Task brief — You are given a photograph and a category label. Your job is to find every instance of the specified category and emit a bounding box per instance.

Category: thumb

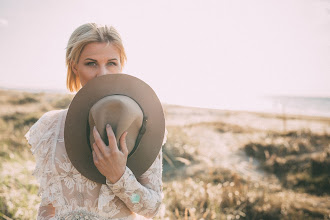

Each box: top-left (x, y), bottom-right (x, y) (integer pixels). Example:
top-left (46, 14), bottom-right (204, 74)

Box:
top-left (120, 131), bottom-right (129, 157)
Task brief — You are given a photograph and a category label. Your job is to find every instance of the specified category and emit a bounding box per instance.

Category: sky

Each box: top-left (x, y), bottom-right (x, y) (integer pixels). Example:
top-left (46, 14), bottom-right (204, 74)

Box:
top-left (0, 0), bottom-right (329, 109)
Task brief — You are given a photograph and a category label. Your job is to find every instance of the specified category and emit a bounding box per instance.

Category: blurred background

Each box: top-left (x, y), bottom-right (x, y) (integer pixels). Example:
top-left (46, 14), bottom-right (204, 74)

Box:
top-left (0, 0), bottom-right (329, 219)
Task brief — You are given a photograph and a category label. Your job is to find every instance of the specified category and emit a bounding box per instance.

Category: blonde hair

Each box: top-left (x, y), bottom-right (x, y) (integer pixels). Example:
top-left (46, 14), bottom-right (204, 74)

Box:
top-left (66, 23), bottom-right (127, 92)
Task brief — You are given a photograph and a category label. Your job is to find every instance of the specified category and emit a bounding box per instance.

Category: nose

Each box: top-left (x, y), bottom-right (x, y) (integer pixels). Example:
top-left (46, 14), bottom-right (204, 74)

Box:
top-left (97, 66), bottom-right (108, 77)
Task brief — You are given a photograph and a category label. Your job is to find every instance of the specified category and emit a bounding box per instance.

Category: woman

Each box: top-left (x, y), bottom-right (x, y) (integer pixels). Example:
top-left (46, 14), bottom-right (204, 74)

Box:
top-left (25, 23), bottom-right (166, 220)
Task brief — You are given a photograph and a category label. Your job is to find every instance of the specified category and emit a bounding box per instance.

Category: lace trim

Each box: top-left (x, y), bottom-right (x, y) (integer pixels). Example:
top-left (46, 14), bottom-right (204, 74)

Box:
top-left (56, 210), bottom-right (135, 220)
top-left (162, 128), bottom-right (168, 146)
top-left (25, 110), bottom-right (65, 206)
top-left (52, 110), bottom-right (65, 176)
top-left (58, 138), bottom-right (64, 142)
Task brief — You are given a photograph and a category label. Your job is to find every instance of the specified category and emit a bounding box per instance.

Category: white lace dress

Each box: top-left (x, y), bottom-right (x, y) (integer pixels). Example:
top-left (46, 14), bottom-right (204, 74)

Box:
top-left (25, 109), bottom-right (167, 220)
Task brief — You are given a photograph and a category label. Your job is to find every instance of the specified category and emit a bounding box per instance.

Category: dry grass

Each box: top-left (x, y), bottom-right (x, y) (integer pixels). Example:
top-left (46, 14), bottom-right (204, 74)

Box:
top-left (158, 124), bottom-right (330, 219)
top-left (0, 89), bottom-right (329, 219)
top-left (244, 130), bottom-right (330, 196)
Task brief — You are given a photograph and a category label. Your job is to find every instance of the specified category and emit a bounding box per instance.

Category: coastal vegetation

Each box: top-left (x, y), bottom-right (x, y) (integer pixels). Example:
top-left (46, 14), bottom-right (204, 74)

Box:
top-left (0, 89), bottom-right (329, 219)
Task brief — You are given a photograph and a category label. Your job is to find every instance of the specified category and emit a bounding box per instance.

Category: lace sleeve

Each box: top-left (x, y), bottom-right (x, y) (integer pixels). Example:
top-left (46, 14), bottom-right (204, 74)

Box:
top-left (106, 148), bottom-right (163, 219)
top-left (162, 128), bottom-right (168, 146)
top-left (25, 110), bottom-right (63, 219)
top-left (37, 203), bottom-right (55, 220)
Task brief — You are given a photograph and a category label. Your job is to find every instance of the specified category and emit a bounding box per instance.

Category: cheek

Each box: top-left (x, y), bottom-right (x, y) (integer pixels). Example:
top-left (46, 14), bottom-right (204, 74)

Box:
top-left (113, 66), bottom-right (122, 73)
top-left (115, 64), bottom-right (123, 72)
top-left (78, 68), bottom-right (96, 84)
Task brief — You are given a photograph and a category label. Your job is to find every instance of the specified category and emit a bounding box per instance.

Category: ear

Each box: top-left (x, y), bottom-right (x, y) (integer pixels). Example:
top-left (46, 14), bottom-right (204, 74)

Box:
top-left (72, 62), bottom-right (78, 76)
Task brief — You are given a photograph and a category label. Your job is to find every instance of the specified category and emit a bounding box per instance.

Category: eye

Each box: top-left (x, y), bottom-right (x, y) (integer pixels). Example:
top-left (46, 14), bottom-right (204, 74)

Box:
top-left (85, 62), bottom-right (96, 66)
top-left (108, 62), bottom-right (117, 66)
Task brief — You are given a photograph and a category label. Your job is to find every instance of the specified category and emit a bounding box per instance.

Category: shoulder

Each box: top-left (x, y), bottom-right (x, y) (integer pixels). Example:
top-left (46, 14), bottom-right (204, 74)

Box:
top-left (25, 109), bottom-right (66, 148)
top-left (30, 109), bottom-right (65, 133)
top-left (36, 109), bottom-right (67, 126)
top-left (37, 109), bottom-right (66, 124)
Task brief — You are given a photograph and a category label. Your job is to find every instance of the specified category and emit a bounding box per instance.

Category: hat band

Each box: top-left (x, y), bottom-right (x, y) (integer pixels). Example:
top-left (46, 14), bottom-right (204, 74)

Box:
top-left (128, 115), bottom-right (148, 158)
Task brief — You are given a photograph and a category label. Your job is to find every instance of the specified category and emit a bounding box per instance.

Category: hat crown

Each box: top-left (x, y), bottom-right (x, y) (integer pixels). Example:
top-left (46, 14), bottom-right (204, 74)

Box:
top-left (88, 95), bottom-right (143, 154)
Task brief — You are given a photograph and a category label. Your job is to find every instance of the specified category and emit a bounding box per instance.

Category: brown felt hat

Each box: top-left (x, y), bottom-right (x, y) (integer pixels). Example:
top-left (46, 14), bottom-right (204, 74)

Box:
top-left (64, 73), bottom-right (165, 184)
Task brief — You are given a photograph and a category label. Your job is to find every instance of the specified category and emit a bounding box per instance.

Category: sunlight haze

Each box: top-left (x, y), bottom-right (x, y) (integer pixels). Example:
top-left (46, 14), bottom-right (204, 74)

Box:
top-left (0, 0), bottom-right (329, 110)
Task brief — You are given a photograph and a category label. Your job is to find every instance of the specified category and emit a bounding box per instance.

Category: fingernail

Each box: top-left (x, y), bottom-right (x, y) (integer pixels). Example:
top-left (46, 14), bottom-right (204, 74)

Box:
top-left (93, 126), bottom-right (96, 131)
top-left (107, 124), bottom-right (110, 128)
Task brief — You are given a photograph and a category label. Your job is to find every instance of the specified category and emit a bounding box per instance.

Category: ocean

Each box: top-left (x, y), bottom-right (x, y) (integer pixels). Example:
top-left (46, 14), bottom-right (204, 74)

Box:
top-left (262, 96), bottom-right (330, 118)
top-left (208, 95), bottom-right (330, 118)
top-left (178, 95), bottom-right (330, 118)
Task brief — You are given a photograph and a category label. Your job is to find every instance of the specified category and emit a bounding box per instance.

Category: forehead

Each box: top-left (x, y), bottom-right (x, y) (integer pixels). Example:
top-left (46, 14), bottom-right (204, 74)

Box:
top-left (80, 42), bottom-right (120, 60)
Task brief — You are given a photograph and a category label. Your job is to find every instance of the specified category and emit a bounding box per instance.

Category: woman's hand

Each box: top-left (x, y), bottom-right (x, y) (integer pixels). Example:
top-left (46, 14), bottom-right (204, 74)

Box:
top-left (92, 124), bottom-right (129, 183)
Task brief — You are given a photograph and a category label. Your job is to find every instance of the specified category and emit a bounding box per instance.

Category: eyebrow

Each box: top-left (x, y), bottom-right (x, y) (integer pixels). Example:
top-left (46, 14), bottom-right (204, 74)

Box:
top-left (84, 58), bottom-right (118, 62)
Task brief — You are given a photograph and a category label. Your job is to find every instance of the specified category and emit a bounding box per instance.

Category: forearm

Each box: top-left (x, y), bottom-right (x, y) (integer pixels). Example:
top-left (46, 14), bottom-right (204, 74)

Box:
top-left (106, 167), bottom-right (162, 218)
top-left (107, 151), bottom-right (163, 218)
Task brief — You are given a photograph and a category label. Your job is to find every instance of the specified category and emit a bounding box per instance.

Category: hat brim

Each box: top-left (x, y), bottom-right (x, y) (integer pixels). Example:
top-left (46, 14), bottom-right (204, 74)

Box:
top-left (64, 73), bottom-right (165, 184)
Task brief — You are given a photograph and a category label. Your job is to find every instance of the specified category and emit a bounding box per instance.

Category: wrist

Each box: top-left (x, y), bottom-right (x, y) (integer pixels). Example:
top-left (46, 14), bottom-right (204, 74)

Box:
top-left (106, 167), bottom-right (126, 184)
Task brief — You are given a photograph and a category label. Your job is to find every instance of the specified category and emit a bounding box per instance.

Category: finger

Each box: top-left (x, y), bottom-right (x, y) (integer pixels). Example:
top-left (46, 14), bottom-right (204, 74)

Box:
top-left (106, 124), bottom-right (118, 151)
top-left (120, 131), bottom-right (129, 157)
top-left (93, 142), bottom-right (103, 161)
top-left (92, 150), bottom-right (99, 166)
top-left (93, 126), bottom-right (107, 155)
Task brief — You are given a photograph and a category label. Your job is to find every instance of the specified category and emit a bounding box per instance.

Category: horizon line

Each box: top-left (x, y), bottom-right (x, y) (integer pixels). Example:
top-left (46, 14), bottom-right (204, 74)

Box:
top-left (1, 85), bottom-right (330, 99)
